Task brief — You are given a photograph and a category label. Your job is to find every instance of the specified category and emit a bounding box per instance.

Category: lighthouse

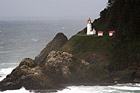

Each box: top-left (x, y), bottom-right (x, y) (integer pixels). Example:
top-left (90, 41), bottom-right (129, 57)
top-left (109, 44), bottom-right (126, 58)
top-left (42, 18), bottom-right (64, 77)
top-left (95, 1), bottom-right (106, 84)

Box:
top-left (87, 18), bottom-right (96, 35)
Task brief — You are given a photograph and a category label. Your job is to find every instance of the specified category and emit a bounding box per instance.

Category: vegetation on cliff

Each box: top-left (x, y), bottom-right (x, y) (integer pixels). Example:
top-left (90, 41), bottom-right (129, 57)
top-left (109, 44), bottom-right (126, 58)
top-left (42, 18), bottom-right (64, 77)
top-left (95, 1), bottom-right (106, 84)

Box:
top-left (97, 0), bottom-right (140, 71)
top-left (61, 0), bottom-right (140, 71)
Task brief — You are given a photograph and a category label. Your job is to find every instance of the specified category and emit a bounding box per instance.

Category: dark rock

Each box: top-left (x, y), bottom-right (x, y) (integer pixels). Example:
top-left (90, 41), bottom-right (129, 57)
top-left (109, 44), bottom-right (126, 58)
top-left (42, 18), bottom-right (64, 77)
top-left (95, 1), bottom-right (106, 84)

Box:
top-left (35, 33), bottom-right (68, 64)
top-left (0, 58), bottom-right (53, 91)
top-left (40, 51), bottom-right (109, 84)
top-left (110, 69), bottom-right (137, 83)
top-left (133, 69), bottom-right (140, 83)
top-left (0, 51), bottom-right (109, 91)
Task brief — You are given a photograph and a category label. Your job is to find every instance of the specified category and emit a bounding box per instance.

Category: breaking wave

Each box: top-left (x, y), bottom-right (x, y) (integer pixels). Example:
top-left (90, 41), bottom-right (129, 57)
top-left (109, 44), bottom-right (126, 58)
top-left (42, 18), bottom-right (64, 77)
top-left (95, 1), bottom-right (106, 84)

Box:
top-left (0, 67), bottom-right (14, 81)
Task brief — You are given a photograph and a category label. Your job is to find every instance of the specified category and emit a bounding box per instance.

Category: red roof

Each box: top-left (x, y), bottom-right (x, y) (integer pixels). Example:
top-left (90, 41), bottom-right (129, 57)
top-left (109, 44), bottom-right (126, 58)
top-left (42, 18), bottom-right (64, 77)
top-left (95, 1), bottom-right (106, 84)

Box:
top-left (109, 31), bottom-right (115, 33)
top-left (88, 18), bottom-right (91, 21)
top-left (98, 31), bottom-right (103, 33)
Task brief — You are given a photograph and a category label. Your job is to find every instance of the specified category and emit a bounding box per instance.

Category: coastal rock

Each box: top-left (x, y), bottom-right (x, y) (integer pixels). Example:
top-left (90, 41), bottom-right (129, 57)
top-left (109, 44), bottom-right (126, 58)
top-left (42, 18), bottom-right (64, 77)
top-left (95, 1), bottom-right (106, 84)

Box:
top-left (110, 69), bottom-right (138, 83)
top-left (133, 69), bottom-right (140, 83)
top-left (35, 33), bottom-right (68, 64)
top-left (0, 51), bottom-right (109, 91)
top-left (40, 51), bottom-right (109, 84)
top-left (0, 58), bottom-right (53, 91)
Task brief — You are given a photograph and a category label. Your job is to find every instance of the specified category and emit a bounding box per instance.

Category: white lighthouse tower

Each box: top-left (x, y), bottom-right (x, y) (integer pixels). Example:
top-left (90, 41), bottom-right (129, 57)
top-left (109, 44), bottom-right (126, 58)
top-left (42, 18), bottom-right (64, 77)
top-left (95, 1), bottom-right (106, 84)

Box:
top-left (87, 18), bottom-right (96, 35)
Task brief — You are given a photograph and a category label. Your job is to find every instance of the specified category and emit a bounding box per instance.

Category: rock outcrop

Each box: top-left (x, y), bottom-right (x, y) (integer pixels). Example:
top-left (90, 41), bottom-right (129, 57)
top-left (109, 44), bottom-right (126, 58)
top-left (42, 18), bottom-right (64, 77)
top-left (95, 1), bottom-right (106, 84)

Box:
top-left (35, 33), bottom-right (68, 64)
top-left (0, 51), bottom-right (109, 91)
top-left (0, 58), bottom-right (53, 91)
top-left (40, 51), bottom-right (99, 84)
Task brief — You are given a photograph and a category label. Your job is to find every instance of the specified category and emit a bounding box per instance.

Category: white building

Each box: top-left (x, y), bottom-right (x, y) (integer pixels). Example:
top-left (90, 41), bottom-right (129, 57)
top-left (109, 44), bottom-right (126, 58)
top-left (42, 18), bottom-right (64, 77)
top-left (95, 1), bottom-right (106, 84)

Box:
top-left (109, 31), bottom-right (115, 36)
top-left (98, 31), bottom-right (103, 36)
top-left (87, 18), bottom-right (96, 35)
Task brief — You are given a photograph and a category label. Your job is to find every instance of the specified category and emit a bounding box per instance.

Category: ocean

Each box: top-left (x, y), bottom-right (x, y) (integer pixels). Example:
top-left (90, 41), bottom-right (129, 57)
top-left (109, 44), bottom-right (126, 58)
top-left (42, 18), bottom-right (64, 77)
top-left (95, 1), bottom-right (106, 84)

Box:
top-left (0, 20), bottom-right (140, 93)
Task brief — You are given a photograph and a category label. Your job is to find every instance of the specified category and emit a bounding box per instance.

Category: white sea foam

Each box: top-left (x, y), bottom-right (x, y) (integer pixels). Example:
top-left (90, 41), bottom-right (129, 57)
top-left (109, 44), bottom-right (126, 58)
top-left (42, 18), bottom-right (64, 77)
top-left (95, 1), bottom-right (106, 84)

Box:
top-left (108, 85), bottom-right (140, 91)
top-left (0, 67), bottom-right (14, 81)
top-left (0, 87), bottom-right (33, 93)
top-left (0, 67), bottom-right (14, 75)
top-left (57, 86), bottom-right (115, 93)
top-left (134, 83), bottom-right (140, 86)
top-left (57, 84), bottom-right (140, 93)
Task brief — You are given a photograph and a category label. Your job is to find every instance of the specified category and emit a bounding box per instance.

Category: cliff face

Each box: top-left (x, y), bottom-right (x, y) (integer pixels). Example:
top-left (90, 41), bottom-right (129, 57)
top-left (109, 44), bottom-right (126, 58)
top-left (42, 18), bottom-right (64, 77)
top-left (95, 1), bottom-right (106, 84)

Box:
top-left (61, 0), bottom-right (140, 71)
top-left (93, 0), bottom-right (140, 71)
top-left (35, 33), bottom-right (68, 64)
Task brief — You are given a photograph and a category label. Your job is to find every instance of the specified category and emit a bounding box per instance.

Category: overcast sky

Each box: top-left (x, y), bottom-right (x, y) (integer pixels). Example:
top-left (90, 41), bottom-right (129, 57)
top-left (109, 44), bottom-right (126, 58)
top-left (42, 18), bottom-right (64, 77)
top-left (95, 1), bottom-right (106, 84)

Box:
top-left (0, 0), bottom-right (108, 20)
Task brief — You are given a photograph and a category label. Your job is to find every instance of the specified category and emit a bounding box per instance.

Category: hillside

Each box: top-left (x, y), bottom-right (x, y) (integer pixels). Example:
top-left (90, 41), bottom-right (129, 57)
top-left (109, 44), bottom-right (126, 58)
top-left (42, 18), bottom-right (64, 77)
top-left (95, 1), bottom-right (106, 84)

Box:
top-left (61, 33), bottom-right (112, 69)
top-left (61, 0), bottom-right (140, 71)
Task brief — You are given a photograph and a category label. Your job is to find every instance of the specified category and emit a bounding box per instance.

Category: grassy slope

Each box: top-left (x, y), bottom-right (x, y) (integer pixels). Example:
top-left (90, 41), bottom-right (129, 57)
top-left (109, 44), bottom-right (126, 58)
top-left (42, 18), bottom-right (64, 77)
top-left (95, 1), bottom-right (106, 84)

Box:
top-left (61, 28), bottom-right (113, 69)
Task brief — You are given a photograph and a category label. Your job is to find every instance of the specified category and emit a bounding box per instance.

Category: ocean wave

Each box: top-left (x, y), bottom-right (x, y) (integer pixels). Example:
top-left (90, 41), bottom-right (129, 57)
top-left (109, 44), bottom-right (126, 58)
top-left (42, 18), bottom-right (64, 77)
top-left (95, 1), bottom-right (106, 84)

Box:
top-left (134, 83), bottom-right (140, 87)
top-left (0, 63), bottom-right (18, 66)
top-left (0, 67), bottom-right (14, 75)
top-left (108, 85), bottom-right (140, 91)
top-left (31, 38), bottom-right (38, 42)
top-left (0, 51), bottom-right (12, 54)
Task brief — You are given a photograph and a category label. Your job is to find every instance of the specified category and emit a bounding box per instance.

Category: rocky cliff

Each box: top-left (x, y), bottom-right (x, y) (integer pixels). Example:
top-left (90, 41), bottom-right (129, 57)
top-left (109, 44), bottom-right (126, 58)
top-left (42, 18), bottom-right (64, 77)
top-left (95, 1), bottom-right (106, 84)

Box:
top-left (0, 51), bottom-right (109, 91)
top-left (93, 0), bottom-right (140, 71)
top-left (61, 0), bottom-right (140, 71)
top-left (35, 33), bottom-right (68, 64)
